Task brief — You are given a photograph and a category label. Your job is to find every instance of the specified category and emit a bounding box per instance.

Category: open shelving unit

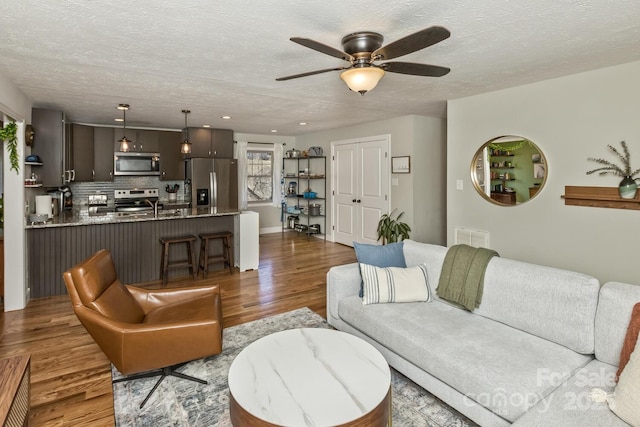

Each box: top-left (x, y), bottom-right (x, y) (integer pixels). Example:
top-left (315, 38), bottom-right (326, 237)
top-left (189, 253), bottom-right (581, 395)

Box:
top-left (25, 160), bottom-right (44, 187)
top-left (282, 156), bottom-right (326, 239)
top-left (489, 152), bottom-right (517, 205)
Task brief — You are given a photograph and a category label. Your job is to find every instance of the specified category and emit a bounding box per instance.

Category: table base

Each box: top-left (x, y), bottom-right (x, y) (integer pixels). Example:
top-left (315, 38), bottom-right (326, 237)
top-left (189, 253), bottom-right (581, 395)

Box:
top-left (230, 386), bottom-right (391, 427)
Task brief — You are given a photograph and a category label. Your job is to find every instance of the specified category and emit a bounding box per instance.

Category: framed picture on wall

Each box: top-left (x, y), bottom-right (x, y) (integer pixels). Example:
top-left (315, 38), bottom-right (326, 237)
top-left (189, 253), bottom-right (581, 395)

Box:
top-left (392, 156), bottom-right (411, 174)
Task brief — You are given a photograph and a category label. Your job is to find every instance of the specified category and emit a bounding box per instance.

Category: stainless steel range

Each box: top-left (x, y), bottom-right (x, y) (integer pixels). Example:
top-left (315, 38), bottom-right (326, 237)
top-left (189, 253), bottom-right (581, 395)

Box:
top-left (114, 188), bottom-right (162, 212)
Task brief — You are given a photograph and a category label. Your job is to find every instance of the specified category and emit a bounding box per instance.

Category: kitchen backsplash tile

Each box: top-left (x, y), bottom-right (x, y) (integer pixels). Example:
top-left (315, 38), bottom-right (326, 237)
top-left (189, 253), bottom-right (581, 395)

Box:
top-left (70, 177), bottom-right (187, 206)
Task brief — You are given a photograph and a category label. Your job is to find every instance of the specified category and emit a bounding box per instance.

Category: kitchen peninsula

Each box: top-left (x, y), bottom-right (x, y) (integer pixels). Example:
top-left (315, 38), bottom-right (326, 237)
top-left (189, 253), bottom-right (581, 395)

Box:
top-left (26, 208), bottom-right (238, 298)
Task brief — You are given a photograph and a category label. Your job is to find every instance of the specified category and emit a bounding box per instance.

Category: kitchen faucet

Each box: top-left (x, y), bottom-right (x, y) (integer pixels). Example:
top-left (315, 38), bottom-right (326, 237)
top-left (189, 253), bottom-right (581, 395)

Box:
top-left (145, 199), bottom-right (159, 217)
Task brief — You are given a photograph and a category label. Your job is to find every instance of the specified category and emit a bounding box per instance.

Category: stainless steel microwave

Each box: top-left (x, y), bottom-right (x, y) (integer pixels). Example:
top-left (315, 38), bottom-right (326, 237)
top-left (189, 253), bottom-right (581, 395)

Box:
top-left (114, 152), bottom-right (161, 176)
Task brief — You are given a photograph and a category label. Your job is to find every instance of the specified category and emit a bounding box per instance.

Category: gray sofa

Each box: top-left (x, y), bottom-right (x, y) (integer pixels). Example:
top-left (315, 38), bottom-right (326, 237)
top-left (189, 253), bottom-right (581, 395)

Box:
top-left (326, 240), bottom-right (640, 426)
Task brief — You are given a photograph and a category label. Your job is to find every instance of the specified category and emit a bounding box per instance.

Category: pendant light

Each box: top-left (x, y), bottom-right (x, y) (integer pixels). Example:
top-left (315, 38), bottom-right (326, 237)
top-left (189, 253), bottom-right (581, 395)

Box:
top-left (181, 109), bottom-right (192, 154)
top-left (117, 104), bottom-right (132, 152)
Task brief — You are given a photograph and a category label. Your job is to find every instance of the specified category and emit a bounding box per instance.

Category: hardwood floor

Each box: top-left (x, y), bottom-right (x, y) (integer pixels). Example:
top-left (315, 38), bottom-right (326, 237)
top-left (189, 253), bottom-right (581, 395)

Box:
top-left (0, 233), bottom-right (356, 426)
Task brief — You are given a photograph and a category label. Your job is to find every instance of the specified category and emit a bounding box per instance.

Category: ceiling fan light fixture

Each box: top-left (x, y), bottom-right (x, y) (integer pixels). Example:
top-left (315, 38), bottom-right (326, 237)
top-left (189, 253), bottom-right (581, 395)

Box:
top-left (181, 109), bottom-right (192, 154)
top-left (340, 67), bottom-right (385, 95)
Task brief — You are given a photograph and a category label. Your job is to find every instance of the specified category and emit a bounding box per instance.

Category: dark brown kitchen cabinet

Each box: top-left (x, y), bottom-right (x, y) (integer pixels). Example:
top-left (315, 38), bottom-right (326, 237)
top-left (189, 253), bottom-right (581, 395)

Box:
top-left (112, 129), bottom-right (161, 153)
top-left (186, 128), bottom-right (212, 157)
top-left (136, 130), bottom-right (160, 152)
top-left (32, 108), bottom-right (68, 187)
top-left (212, 128), bottom-right (234, 158)
top-left (71, 124), bottom-right (95, 182)
top-left (94, 127), bottom-right (114, 181)
top-left (185, 128), bottom-right (233, 158)
top-left (158, 131), bottom-right (184, 180)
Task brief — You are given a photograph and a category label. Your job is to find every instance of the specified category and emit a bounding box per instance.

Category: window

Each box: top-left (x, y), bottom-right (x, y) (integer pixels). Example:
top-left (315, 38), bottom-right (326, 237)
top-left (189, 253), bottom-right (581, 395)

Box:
top-left (247, 150), bottom-right (273, 203)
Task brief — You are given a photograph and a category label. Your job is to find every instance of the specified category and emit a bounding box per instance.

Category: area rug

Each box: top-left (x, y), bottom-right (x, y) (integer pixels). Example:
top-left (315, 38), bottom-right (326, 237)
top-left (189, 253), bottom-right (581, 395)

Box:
top-left (113, 307), bottom-right (476, 426)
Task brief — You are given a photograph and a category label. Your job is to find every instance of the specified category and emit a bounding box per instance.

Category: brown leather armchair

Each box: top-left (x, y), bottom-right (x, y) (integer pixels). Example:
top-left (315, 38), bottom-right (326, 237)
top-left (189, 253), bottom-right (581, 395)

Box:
top-left (63, 249), bottom-right (223, 408)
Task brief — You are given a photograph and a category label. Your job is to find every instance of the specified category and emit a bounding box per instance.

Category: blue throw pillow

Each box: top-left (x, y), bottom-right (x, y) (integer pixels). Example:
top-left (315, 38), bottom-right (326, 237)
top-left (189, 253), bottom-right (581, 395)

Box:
top-left (353, 241), bottom-right (406, 297)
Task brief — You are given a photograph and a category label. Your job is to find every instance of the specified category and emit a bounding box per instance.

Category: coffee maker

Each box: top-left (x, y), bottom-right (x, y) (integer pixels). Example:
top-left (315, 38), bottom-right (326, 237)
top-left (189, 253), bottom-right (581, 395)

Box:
top-left (58, 185), bottom-right (73, 210)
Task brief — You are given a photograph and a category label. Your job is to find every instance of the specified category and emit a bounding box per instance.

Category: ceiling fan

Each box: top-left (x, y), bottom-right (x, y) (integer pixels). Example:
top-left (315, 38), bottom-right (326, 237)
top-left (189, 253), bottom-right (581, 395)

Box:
top-left (276, 26), bottom-right (451, 95)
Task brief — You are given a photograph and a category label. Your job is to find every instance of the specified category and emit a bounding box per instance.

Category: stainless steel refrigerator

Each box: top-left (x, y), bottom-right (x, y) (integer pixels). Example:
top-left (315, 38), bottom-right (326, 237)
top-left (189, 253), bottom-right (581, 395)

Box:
top-left (185, 158), bottom-right (238, 213)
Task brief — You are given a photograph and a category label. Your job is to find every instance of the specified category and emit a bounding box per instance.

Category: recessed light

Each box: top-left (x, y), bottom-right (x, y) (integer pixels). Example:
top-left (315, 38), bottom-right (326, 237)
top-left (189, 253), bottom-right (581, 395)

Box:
top-left (271, 129), bottom-right (278, 133)
top-left (114, 118), bottom-right (124, 122)
top-left (116, 103), bottom-right (129, 111)
top-left (299, 122), bottom-right (308, 126)
top-left (202, 124), bottom-right (211, 128)
top-left (221, 116), bottom-right (232, 120)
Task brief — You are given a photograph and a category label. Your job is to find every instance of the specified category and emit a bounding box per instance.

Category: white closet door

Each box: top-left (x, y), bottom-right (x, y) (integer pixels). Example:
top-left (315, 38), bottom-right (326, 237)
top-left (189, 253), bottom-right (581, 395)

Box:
top-left (333, 143), bottom-right (357, 246)
top-left (358, 140), bottom-right (388, 244)
top-left (332, 136), bottom-right (390, 246)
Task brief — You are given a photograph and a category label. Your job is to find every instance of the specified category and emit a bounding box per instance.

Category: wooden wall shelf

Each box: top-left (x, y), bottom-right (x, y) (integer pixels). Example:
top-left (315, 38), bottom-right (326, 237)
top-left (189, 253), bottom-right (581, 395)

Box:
top-left (562, 186), bottom-right (640, 210)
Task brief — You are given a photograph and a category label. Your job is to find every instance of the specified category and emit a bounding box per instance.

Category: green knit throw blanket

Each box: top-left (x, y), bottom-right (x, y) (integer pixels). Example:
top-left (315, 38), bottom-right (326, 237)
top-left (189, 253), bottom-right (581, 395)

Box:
top-left (436, 244), bottom-right (499, 311)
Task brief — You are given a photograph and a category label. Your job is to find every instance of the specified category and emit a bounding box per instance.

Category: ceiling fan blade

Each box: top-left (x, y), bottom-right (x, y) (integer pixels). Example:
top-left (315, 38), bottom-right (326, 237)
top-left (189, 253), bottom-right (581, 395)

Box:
top-left (290, 37), bottom-right (354, 61)
top-left (373, 26), bottom-right (451, 60)
top-left (276, 66), bottom-right (351, 81)
top-left (382, 62), bottom-right (450, 77)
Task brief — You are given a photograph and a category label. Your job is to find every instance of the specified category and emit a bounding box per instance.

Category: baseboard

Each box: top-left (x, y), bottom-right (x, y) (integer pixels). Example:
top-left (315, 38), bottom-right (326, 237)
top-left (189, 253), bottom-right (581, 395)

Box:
top-left (259, 226), bottom-right (283, 235)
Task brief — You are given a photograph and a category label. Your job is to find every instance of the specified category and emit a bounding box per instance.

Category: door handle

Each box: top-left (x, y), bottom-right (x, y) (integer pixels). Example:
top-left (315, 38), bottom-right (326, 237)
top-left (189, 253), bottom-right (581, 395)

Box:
top-left (357, 199), bottom-right (361, 203)
top-left (352, 199), bottom-right (357, 203)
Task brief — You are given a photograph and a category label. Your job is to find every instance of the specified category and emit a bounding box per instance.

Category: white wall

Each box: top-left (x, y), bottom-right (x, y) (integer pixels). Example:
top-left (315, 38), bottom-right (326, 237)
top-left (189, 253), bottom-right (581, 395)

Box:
top-left (413, 116), bottom-right (447, 244)
top-left (1, 71), bottom-right (32, 311)
top-left (296, 115), bottom-right (446, 244)
top-left (448, 60), bottom-right (640, 285)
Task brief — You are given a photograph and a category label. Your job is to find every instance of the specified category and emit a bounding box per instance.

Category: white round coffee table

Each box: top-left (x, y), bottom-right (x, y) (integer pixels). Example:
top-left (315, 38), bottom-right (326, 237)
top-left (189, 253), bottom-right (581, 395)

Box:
top-left (228, 328), bottom-right (391, 427)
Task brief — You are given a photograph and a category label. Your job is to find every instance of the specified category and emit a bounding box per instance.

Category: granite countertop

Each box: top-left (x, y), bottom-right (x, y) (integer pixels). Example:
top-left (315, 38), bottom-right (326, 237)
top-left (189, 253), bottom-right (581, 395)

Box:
top-left (25, 206), bottom-right (240, 229)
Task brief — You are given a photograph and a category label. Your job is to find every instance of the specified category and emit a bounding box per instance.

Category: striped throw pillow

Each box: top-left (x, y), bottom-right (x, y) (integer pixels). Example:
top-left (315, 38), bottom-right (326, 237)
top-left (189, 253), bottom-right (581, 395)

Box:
top-left (360, 263), bottom-right (431, 305)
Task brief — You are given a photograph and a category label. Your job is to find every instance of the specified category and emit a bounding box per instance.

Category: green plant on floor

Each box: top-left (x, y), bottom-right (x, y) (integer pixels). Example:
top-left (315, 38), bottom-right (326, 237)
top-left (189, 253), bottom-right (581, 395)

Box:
top-left (0, 121), bottom-right (20, 173)
top-left (377, 209), bottom-right (411, 245)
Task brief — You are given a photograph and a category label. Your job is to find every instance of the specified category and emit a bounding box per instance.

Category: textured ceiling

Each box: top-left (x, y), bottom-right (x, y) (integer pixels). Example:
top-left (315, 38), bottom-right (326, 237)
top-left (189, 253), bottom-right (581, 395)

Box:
top-left (2, 0), bottom-right (640, 136)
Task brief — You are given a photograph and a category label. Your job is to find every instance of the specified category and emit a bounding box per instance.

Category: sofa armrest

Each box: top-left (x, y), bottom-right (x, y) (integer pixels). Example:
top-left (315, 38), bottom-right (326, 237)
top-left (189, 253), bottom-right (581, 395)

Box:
top-left (327, 263), bottom-right (361, 323)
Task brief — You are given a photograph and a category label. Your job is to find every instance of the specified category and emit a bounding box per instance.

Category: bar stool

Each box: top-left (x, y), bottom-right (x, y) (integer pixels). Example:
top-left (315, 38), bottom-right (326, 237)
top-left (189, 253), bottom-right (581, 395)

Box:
top-left (159, 235), bottom-right (198, 286)
top-left (198, 231), bottom-right (234, 278)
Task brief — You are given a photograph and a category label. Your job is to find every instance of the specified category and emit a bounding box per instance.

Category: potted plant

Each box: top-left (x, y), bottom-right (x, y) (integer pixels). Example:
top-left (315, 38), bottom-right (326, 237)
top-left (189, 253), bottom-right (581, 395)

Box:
top-left (587, 141), bottom-right (640, 199)
top-left (0, 121), bottom-right (19, 173)
top-left (376, 209), bottom-right (411, 245)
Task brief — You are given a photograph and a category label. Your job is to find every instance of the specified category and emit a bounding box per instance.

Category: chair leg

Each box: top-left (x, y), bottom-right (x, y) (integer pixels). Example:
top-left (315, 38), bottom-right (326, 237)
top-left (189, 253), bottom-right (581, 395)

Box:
top-left (198, 238), bottom-right (205, 277)
top-left (224, 236), bottom-right (233, 274)
top-left (186, 240), bottom-right (197, 280)
top-left (164, 243), bottom-right (171, 287)
top-left (113, 363), bottom-right (208, 409)
top-left (160, 242), bottom-right (170, 287)
top-left (203, 238), bottom-right (210, 279)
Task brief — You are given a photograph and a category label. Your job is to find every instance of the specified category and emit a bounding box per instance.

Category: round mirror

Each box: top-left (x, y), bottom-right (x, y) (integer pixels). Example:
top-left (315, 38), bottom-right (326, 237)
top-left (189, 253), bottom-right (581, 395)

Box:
top-left (471, 135), bottom-right (547, 206)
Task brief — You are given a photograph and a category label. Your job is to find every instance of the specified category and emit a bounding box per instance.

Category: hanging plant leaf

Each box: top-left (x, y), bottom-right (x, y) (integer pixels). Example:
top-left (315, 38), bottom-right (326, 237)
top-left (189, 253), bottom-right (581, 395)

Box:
top-left (0, 121), bottom-right (20, 174)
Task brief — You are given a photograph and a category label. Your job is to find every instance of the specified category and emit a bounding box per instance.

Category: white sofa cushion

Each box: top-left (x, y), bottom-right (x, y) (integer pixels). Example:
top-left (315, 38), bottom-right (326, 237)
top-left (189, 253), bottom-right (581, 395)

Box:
top-left (474, 258), bottom-right (600, 354)
top-left (512, 360), bottom-right (629, 427)
top-left (402, 240), bottom-right (600, 354)
top-left (360, 263), bottom-right (430, 305)
top-left (339, 296), bottom-right (592, 422)
top-left (595, 282), bottom-right (640, 366)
